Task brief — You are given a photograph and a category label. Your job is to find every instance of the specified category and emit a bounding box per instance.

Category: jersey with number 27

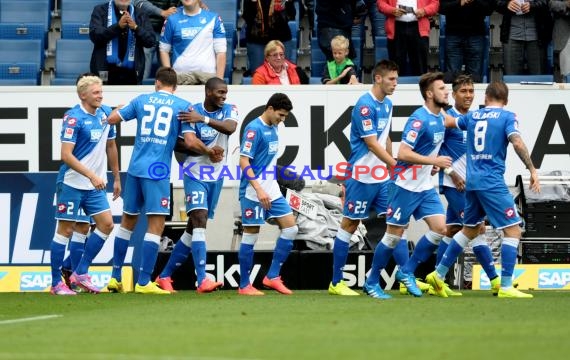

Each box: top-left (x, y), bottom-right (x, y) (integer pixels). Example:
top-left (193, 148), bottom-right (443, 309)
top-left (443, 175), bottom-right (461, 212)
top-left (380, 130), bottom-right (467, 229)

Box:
top-left (456, 106), bottom-right (519, 191)
top-left (118, 90), bottom-right (193, 178)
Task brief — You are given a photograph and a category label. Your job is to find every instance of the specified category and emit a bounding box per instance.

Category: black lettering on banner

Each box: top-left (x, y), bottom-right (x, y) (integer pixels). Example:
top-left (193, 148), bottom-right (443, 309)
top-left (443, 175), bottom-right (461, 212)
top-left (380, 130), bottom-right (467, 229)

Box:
top-left (531, 104), bottom-right (570, 168)
top-left (310, 106), bottom-right (351, 168)
top-left (241, 106), bottom-right (299, 166)
top-left (0, 108), bottom-right (28, 171)
top-left (39, 107), bottom-right (68, 171)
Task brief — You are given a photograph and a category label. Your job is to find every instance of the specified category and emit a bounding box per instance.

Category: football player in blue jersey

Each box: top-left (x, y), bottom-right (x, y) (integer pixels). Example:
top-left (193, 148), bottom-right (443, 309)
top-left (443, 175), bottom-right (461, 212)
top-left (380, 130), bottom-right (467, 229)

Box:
top-left (155, 77), bottom-right (237, 293)
top-left (49, 75), bottom-right (120, 295)
top-left (237, 93), bottom-right (298, 295)
top-left (430, 74), bottom-right (500, 296)
top-left (326, 60), bottom-right (399, 299)
top-left (427, 81), bottom-right (540, 298)
top-left (373, 72), bottom-right (453, 297)
top-left (106, 67), bottom-right (216, 294)
top-left (159, 0), bottom-right (227, 84)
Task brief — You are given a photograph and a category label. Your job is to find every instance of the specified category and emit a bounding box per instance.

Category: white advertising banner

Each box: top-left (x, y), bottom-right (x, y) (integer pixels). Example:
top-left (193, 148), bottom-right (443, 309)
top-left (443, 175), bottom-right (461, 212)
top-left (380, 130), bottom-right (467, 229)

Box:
top-left (0, 84), bottom-right (569, 186)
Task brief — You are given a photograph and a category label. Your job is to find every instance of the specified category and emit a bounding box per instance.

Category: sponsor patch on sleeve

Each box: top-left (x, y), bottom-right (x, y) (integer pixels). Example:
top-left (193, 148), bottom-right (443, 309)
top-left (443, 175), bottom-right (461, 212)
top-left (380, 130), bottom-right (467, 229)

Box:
top-left (66, 117), bottom-right (77, 127)
top-left (246, 130), bottom-right (255, 140)
top-left (63, 128), bottom-right (74, 139)
top-left (412, 120), bottom-right (422, 129)
top-left (405, 130), bottom-right (418, 143)
top-left (360, 106), bottom-right (370, 117)
top-left (243, 141), bottom-right (252, 153)
top-left (362, 119), bottom-right (373, 131)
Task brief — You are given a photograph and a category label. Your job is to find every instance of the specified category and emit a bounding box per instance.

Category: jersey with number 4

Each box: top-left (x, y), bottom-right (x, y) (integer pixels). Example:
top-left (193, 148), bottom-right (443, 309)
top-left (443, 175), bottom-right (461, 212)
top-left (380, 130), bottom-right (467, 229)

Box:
top-left (456, 106), bottom-right (519, 191)
top-left (118, 90), bottom-right (193, 178)
top-left (396, 106), bottom-right (445, 192)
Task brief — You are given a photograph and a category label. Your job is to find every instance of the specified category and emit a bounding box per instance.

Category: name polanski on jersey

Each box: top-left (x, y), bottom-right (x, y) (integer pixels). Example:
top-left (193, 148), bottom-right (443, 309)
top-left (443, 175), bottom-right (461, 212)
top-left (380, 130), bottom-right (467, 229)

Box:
top-left (472, 111), bottom-right (500, 120)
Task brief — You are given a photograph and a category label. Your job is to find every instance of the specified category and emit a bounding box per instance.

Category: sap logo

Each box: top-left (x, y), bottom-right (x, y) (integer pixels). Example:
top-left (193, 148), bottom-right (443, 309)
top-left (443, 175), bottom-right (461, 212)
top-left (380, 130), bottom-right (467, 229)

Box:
top-left (268, 141), bottom-right (279, 154)
top-left (538, 269), bottom-right (570, 289)
top-left (20, 272), bottom-right (52, 291)
top-left (89, 271), bottom-right (111, 289)
top-left (479, 268), bottom-right (524, 289)
top-left (200, 128), bottom-right (218, 139)
top-left (90, 129), bottom-right (102, 142)
top-left (433, 132), bottom-right (444, 144)
top-left (181, 27), bottom-right (200, 39)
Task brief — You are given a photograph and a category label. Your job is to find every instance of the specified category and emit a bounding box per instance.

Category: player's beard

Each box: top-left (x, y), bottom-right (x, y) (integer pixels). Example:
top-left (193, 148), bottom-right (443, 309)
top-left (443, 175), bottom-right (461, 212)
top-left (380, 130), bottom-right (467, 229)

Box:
top-left (434, 99), bottom-right (448, 108)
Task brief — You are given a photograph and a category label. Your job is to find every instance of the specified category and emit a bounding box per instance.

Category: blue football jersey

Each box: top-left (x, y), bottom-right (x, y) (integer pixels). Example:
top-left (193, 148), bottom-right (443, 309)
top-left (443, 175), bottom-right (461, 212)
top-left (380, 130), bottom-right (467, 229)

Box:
top-left (118, 90), bottom-right (194, 179)
top-left (396, 106), bottom-right (445, 192)
top-left (439, 106), bottom-right (467, 188)
top-left (239, 118), bottom-right (282, 201)
top-left (457, 106), bottom-right (519, 191)
top-left (160, 8), bottom-right (226, 74)
top-left (57, 104), bottom-right (116, 190)
top-left (182, 102), bottom-right (239, 181)
top-left (347, 91), bottom-right (393, 183)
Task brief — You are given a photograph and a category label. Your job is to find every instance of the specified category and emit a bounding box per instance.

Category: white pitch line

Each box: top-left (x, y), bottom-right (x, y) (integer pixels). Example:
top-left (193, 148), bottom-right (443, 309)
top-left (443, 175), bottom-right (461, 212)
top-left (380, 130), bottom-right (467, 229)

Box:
top-left (0, 314), bottom-right (62, 325)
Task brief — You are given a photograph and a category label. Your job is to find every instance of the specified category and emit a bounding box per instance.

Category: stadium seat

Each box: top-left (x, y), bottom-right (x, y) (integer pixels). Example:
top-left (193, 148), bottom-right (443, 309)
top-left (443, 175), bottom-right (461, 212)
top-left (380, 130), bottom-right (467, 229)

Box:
top-left (0, 23), bottom-right (46, 51)
top-left (205, 0), bottom-right (238, 26)
top-left (502, 74), bottom-right (554, 84)
top-left (287, 21), bottom-right (299, 63)
top-left (398, 76), bottom-right (421, 84)
top-left (60, 0), bottom-right (102, 39)
top-left (241, 76), bottom-right (252, 85)
top-left (310, 37), bottom-right (326, 77)
top-left (375, 46), bottom-right (389, 63)
top-left (0, 63), bottom-right (38, 85)
top-left (309, 76), bottom-right (322, 84)
top-left (52, 39), bottom-right (93, 85)
top-left (0, 0), bottom-right (51, 32)
top-left (565, 74), bottom-right (570, 83)
top-left (0, 39), bottom-right (43, 84)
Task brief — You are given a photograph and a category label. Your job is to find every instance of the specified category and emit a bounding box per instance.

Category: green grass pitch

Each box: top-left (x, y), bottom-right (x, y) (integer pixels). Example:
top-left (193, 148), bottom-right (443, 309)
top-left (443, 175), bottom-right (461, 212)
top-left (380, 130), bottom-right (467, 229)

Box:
top-left (0, 290), bottom-right (569, 360)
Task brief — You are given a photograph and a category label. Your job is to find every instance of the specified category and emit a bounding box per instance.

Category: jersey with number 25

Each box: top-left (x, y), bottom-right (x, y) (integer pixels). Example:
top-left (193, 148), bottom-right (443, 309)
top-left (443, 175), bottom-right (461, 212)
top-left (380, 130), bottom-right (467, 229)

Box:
top-left (118, 90), bottom-right (193, 178)
top-left (456, 106), bottom-right (519, 191)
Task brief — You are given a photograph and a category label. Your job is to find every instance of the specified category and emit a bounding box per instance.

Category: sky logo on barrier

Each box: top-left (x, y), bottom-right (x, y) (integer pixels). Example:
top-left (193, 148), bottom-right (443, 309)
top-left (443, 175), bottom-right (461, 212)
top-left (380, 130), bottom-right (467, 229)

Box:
top-left (20, 271), bottom-right (52, 291)
top-left (538, 269), bottom-right (570, 289)
top-left (479, 268), bottom-right (525, 289)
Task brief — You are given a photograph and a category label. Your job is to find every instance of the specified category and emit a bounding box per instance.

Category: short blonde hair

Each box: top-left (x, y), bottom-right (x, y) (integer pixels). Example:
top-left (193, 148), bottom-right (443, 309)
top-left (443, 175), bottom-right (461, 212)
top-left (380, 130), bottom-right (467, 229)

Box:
top-left (330, 35), bottom-right (349, 51)
top-left (76, 76), bottom-right (102, 95)
top-left (264, 40), bottom-right (286, 58)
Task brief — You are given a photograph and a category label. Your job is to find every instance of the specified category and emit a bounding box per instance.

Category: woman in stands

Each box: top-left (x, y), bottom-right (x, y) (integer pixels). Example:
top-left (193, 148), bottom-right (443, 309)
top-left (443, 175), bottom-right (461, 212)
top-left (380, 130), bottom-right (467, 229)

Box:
top-left (252, 40), bottom-right (308, 85)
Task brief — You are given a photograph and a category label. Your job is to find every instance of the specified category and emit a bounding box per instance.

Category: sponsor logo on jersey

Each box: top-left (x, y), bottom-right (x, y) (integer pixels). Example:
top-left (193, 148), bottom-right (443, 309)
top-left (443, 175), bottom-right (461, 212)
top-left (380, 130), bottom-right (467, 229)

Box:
top-left (181, 27), bottom-right (201, 39)
top-left (268, 141), bottom-right (278, 154)
top-left (67, 117), bottom-right (77, 127)
top-left (63, 128), bottom-right (74, 139)
top-left (386, 206), bottom-right (393, 217)
top-left (246, 130), bottom-right (256, 140)
top-left (406, 130), bottom-right (418, 143)
top-left (90, 129), bottom-right (102, 142)
top-left (360, 106), bottom-right (370, 117)
top-left (57, 203), bottom-right (67, 213)
top-left (412, 120), bottom-right (422, 129)
top-left (244, 208), bottom-right (254, 218)
top-left (362, 119), bottom-right (372, 131)
top-left (161, 197), bottom-right (169, 208)
top-left (243, 141), bottom-right (252, 153)
top-left (347, 201), bottom-right (355, 213)
top-left (433, 131), bottom-right (444, 144)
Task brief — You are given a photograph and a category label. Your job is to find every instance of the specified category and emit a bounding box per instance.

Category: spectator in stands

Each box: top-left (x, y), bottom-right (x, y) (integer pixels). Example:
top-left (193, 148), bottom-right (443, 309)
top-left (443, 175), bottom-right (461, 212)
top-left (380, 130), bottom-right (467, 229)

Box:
top-left (242, 0), bottom-right (297, 75)
top-left (322, 35), bottom-right (360, 84)
top-left (353, 0), bottom-right (386, 39)
top-left (159, 0), bottom-right (227, 85)
top-left (134, 0), bottom-right (178, 80)
top-left (496, 0), bottom-right (553, 75)
top-left (378, 0), bottom-right (439, 76)
top-left (252, 40), bottom-right (308, 84)
top-left (316, 0), bottom-right (364, 60)
top-left (550, 0), bottom-right (570, 82)
top-left (89, 0), bottom-right (156, 85)
top-left (439, 0), bottom-right (495, 83)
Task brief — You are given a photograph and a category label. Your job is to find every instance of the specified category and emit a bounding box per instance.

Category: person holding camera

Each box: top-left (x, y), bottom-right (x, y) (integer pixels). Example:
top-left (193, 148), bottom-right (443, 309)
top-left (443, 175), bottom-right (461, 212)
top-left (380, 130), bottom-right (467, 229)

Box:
top-left (378, 0), bottom-right (439, 76)
top-left (89, 0), bottom-right (156, 85)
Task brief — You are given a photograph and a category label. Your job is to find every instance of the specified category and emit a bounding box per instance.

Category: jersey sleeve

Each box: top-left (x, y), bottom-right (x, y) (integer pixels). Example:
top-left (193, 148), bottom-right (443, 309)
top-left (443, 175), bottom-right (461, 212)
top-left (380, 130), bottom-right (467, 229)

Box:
top-left (352, 103), bottom-right (376, 138)
top-left (401, 116), bottom-right (424, 149)
top-left (108, 124), bottom-right (117, 140)
top-left (118, 98), bottom-right (138, 122)
top-left (159, 15), bottom-right (174, 52)
top-left (456, 114), bottom-right (467, 131)
top-left (225, 104), bottom-right (239, 123)
top-left (505, 112), bottom-right (520, 138)
top-left (214, 14), bottom-right (227, 39)
top-left (240, 126), bottom-right (258, 159)
top-left (60, 111), bottom-right (80, 144)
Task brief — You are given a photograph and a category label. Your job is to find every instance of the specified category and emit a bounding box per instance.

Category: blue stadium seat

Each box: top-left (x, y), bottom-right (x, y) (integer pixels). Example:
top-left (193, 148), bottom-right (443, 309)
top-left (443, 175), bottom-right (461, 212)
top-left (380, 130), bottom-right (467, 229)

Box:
top-left (60, 0), bottom-right (102, 39)
top-left (375, 46), bottom-right (389, 63)
top-left (0, 23), bottom-right (46, 50)
top-left (205, 0), bottom-right (238, 26)
top-left (0, 0), bottom-right (51, 32)
top-left (52, 39), bottom-right (93, 85)
top-left (0, 63), bottom-right (38, 85)
top-left (241, 76), bottom-right (252, 85)
top-left (309, 76), bottom-right (322, 84)
top-left (398, 76), bottom-right (421, 84)
top-left (0, 39), bottom-right (43, 84)
top-left (565, 74), bottom-right (570, 83)
top-left (310, 37), bottom-right (326, 77)
top-left (287, 21), bottom-right (298, 63)
top-left (502, 74), bottom-right (554, 84)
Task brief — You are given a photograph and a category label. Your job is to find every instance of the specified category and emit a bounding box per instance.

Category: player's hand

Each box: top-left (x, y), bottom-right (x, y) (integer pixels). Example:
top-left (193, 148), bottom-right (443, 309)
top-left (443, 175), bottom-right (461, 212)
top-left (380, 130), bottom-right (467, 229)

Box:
top-left (90, 175), bottom-right (106, 191)
top-left (161, 6), bottom-right (177, 18)
top-left (208, 145), bottom-right (224, 163)
top-left (529, 170), bottom-right (540, 193)
top-left (113, 177), bottom-right (122, 200)
top-left (178, 109), bottom-right (204, 123)
top-left (434, 155), bottom-right (452, 169)
top-left (450, 172), bottom-right (466, 192)
top-left (256, 188), bottom-right (272, 210)
top-left (431, 166), bottom-right (440, 176)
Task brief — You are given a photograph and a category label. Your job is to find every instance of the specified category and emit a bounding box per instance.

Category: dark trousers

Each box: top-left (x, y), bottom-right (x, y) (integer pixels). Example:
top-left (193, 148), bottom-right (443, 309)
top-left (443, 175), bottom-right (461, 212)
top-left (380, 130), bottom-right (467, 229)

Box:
top-left (388, 21), bottom-right (429, 76)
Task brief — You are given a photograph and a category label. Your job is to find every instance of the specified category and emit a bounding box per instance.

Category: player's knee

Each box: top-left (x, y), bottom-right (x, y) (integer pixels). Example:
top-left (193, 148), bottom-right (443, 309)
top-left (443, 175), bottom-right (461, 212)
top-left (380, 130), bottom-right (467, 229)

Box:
top-left (189, 210), bottom-right (208, 228)
top-left (280, 225), bottom-right (298, 240)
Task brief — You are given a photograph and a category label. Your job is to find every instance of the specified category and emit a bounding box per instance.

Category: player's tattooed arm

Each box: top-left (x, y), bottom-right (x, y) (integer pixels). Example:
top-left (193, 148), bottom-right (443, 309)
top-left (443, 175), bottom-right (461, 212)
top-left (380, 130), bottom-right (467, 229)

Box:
top-left (509, 133), bottom-right (535, 171)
